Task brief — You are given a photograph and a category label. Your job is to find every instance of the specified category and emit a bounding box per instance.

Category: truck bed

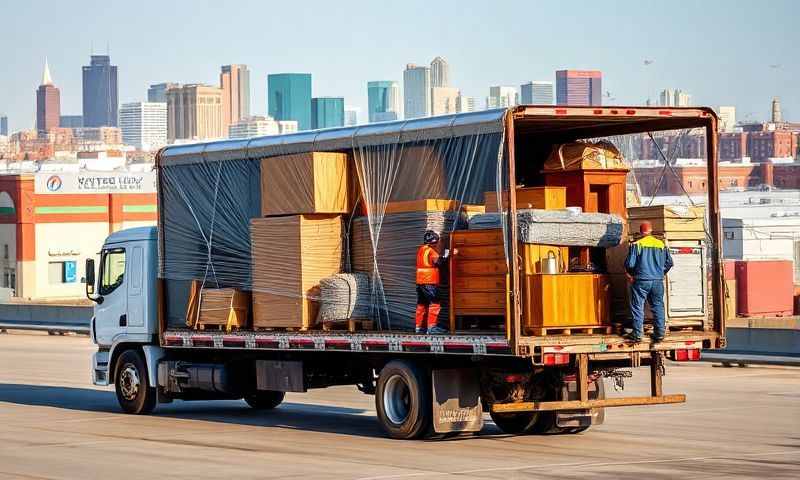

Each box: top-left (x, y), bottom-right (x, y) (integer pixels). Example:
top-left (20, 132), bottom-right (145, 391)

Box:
top-left (162, 328), bottom-right (722, 360)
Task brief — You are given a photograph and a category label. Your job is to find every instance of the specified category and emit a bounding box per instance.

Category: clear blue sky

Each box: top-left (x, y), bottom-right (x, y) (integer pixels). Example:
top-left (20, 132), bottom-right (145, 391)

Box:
top-left (1, 0), bottom-right (797, 133)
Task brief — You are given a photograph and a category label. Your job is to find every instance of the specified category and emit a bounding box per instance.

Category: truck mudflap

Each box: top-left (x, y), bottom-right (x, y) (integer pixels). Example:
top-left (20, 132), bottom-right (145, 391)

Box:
top-left (432, 368), bottom-right (484, 434)
top-left (492, 352), bottom-right (686, 414)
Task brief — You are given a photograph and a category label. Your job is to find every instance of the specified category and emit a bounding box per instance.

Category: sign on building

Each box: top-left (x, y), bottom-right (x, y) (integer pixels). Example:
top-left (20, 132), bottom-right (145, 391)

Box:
top-left (34, 172), bottom-right (157, 194)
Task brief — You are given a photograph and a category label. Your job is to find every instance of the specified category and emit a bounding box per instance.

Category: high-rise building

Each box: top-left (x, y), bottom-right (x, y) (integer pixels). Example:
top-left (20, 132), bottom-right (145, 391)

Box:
top-left (166, 84), bottom-right (224, 141)
top-left (367, 80), bottom-right (401, 123)
top-left (311, 97), bottom-right (344, 129)
top-left (36, 59), bottom-right (60, 134)
top-left (520, 81), bottom-right (554, 104)
top-left (403, 64), bottom-right (431, 119)
top-left (228, 115), bottom-right (298, 139)
top-left (659, 88), bottom-right (692, 107)
top-left (486, 86), bottom-right (518, 109)
top-left (267, 73), bottom-right (312, 131)
top-left (771, 97), bottom-right (782, 123)
top-left (148, 82), bottom-right (181, 103)
top-left (119, 102), bottom-right (167, 151)
top-left (1, 115), bottom-right (8, 136)
top-left (555, 70), bottom-right (602, 106)
top-left (431, 87), bottom-right (460, 116)
top-left (344, 107), bottom-right (359, 126)
top-left (59, 115), bottom-right (83, 128)
top-left (220, 65), bottom-right (251, 130)
top-left (82, 55), bottom-right (119, 127)
top-left (718, 106), bottom-right (736, 133)
top-left (430, 56), bottom-right (449, 88)
top-left (456, 95), bottom-right (476, 113)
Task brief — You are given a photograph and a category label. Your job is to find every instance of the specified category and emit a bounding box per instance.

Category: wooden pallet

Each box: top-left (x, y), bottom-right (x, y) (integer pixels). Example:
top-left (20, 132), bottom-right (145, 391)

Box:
top-left (197, 324), bottom-right (243, 332)
top-left (321, 319), bottom-right (374, 333)
top-left (253, 326), bottom-right (310, 332)
top-left (528, 325), bottom-right (613, 336)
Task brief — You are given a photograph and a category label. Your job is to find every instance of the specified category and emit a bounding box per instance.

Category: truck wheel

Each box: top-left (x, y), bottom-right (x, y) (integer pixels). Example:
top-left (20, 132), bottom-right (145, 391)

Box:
top-left (115, 349), bottom-right (156, 414)
top-left (489, 410), bottom-right (540, 434)
top-left (244, 391), bottom-right (285, 410)
top-left (375, 360), bottom-right (432, 440)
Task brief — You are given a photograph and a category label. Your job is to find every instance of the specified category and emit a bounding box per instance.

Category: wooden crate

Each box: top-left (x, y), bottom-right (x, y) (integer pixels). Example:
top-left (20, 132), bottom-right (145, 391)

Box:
top-left (628, 205), bottom-right (706, 240)
top-left (523, 273), bottom-right (611, 331)
top-left (261, 152), bottom-right (350, 216)
top-left (251, 215), bottom-right (343, 329)
top-left (484, 186), bottom-right (566, 212)
top-left (192, 287), bottom-right (250, 331)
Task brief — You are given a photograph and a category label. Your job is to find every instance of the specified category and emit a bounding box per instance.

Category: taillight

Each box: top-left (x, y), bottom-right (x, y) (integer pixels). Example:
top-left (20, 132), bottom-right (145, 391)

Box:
top-left (673, 349), bottom-right (701, 361)
top-left (504, 374), bottom-right (528, 383)
top-left (542, 353), bottom-right (570, 366)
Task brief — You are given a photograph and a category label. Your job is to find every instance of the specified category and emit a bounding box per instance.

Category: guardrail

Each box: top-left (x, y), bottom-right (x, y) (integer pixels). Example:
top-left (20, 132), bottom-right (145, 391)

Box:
top-left (0, 303), bottom-right (92, 334)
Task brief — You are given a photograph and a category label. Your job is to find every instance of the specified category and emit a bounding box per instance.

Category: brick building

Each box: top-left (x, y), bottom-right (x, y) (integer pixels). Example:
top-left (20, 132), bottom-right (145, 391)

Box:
top-left (635, 162), bottom-right (800, 196)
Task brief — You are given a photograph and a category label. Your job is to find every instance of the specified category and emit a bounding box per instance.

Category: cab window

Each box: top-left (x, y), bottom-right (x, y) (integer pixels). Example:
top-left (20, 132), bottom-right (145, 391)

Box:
top-left (99, 248), bottom-right (126, 295)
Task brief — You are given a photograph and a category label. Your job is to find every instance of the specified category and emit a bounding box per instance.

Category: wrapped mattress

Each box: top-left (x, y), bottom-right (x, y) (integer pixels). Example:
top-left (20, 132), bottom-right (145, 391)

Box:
top-left (469, 209), bottom-right (623, 247)
top-left (317, 273), bottom-right (372, 322)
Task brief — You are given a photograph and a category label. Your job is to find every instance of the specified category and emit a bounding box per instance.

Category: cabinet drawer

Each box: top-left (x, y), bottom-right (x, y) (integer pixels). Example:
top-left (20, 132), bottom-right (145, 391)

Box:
top-left (452, 229), bottom-right (504, 247)
top-left (453, 291), bottom-right (506, 310)
top-left (454, 259), bottom-right (507, 276)
top-left (453, 275), bottom-right (506, 292)
top-left (454, 244), bottom-right (506, 260)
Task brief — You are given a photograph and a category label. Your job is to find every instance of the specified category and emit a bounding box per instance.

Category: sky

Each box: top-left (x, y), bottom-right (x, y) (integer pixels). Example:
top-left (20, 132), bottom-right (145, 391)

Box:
top-left (1, 0), bottom-right (797, 133)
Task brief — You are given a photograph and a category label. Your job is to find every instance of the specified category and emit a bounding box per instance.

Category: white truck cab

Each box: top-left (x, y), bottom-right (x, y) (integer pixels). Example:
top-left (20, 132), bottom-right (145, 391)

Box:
top-left (87, 226), bottom-right (163, 412)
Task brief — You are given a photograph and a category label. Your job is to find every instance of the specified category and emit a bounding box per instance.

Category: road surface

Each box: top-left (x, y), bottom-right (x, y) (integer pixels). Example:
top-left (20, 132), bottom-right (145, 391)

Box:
top-left (0, 332), bottom-right (797, 479)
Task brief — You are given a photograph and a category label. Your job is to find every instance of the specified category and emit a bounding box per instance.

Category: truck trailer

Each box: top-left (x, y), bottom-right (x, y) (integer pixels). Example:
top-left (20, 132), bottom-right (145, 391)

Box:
top-left (87, 106), bottom-right (726, 439)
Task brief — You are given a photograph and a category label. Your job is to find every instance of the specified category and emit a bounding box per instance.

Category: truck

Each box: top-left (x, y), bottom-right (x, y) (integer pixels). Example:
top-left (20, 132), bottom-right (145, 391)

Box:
top-left (87, 106), bottom-right (726, 439)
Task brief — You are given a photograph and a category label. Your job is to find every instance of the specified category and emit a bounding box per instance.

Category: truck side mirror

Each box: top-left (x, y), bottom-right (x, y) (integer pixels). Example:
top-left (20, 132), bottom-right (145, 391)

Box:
top-left (85, 258), bottom-right (96, 296)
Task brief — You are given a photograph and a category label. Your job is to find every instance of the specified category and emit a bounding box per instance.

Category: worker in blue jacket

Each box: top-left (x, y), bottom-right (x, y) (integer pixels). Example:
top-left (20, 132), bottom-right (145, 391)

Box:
top-left (623, 221), bottom-right (673, 343)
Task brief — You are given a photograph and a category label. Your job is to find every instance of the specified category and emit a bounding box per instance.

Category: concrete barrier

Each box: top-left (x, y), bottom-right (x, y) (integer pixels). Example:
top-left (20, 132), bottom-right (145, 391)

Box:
top-left (0, 303), bottom-right (92, 334)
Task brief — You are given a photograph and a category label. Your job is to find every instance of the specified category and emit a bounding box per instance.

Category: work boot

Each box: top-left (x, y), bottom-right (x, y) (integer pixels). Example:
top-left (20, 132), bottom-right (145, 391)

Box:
top-left (651, 333), bottom-right (665, 344)
top-left (427, 325), bottom-right (448, 335)
top-left (622, 331), bottom-right (642, 343)
top-left (415, 327), bottom-right (424, 334)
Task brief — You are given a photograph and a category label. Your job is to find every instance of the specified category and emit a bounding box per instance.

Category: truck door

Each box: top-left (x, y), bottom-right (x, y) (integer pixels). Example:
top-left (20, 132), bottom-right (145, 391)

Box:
top-left (126, 245), bottom-right (144, 330)
top-left (94, 247), bottom-right (127, 346)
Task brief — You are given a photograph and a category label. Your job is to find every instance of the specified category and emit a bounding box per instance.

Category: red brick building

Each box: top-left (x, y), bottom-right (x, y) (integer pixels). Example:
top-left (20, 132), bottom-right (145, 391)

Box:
top-left (634, 162), bottom-right (800, 196)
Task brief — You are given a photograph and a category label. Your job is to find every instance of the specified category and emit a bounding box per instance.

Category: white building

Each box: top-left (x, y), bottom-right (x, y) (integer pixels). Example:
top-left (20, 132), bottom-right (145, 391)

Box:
top-left (456, 95), bottom-right (476, 113)
top-left (718, 106), bottom-right (736, 133)
top-left (486, 86), bottom-right (518, 109)
top-left (430, 56), bottom-right (449, 88)
top-left (344, 107), bottom-right (359, 126)
top-left (659, 88), bottom-right (692, 107)
top-left (403, 64), bottom-right (431, 119)
top-left (520, 81), bottom-right (554, 104)
top-left (228, 116), bottom-right (298, 139)
top-left (119, 102), bottom-right (167, 151)
top-left (431, 87), bottom-right (459, 116)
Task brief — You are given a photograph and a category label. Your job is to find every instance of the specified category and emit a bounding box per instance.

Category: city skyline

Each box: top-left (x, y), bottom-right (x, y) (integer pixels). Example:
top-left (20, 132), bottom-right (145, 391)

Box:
top-left (0, 1), bottom-right (797, 133)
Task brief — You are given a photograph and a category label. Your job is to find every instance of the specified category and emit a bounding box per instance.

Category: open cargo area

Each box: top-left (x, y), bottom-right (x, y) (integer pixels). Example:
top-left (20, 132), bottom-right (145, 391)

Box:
top-left (156, 106), bottom-right (725, 356)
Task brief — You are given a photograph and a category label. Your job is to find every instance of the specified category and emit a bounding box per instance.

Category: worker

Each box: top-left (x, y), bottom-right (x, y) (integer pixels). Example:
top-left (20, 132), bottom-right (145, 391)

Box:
top-left (623, 220), bottom-right (673, 343)
top-left (415, 230), bottom-right (450, 334)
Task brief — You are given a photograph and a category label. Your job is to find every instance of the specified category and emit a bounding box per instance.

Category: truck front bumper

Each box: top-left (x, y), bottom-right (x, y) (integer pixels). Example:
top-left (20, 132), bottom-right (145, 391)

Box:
top-left (92, 350), bottom-right (110, 386)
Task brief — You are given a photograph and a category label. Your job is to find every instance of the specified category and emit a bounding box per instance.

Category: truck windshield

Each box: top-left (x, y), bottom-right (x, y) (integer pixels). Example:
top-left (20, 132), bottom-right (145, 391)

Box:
top-left (100, 248), bottom-right (126, 295)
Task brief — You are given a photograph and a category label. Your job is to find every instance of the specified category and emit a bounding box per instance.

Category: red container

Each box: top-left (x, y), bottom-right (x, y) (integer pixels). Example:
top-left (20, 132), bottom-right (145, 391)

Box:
top-left (735, 260), bottom-right (794, 317)
top-left (722, 260), bottom-right (736, 280)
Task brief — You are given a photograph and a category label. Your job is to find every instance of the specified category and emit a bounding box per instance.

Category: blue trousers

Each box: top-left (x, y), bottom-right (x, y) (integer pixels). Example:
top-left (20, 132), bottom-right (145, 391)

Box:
top-left (629, 280), bottom-right (666, 338)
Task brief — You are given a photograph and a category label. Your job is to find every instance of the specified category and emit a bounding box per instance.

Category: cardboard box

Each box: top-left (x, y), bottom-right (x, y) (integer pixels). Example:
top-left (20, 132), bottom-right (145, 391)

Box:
top-left (628, 205), bottom-right (705, 240)
top-left (261, 152), bottom-right (349, 216)
top-left (484, 186), bottom-right (566, 213)
top-left (251, 215), bottom-right (343, 329)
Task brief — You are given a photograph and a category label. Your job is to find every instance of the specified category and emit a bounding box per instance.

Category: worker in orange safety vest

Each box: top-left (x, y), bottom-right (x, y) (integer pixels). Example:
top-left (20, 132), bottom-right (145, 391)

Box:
top-left (415, 230), bottom-right (450, 334)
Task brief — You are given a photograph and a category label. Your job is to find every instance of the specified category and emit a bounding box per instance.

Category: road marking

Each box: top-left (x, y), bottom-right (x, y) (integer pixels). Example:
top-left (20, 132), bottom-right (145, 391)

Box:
top-left (357, 450), bottom-right (799, 480)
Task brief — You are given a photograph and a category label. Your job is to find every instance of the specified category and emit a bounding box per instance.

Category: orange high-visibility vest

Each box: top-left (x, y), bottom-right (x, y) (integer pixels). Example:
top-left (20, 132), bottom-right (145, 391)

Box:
top-left (416, 245), bottom-right (440, 285)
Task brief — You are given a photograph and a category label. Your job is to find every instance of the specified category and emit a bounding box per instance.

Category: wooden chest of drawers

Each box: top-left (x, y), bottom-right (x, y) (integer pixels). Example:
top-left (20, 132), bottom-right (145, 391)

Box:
top-left (449, 230), bottom-right (508, 328)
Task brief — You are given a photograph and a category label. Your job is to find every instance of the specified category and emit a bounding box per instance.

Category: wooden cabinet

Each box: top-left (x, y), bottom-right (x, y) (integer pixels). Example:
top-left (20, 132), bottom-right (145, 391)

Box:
top-left (544, 169), bottom-right (628, 218)
top-left (485, 186), bottom-right (566, 212)
top-left (523, 273), bottom-right (611, 332)
top-left (449, 229), bottom-right (508, 330)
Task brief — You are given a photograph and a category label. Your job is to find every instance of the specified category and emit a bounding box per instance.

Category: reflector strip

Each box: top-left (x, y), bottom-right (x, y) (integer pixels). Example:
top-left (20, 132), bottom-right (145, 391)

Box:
top-left (191, 335), bottom-right (213, 347)
top-left (164, 335), bottom-right (183, 346)
top-left (255, 337), bottom-right (279, 348)
top-left (362, 340), bottom-right (389, 351)
top-left (324, 339), bottom-right (351, 350)
top-left (289, 338), bottom-right (315, 349)
top-left (401, 341), bottom-right (431, 352)
top-left (443, 342), bottom-right (474, 353)
top-left (222, 336), bottom-right (245, 347)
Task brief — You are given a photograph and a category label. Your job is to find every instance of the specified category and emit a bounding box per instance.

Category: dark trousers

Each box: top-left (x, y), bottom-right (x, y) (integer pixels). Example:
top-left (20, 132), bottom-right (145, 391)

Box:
top-left (415, 285), bottom-right (441, 329)
top-left (629, 279), bottom-right (666, 338)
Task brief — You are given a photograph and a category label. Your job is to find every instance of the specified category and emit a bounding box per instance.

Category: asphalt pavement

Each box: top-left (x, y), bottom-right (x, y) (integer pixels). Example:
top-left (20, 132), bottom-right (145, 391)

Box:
top-left (0, 332), bottom-right (798, 479)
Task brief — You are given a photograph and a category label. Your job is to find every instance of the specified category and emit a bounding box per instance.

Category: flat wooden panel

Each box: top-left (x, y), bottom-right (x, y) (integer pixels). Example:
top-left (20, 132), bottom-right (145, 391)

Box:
top-left (524, 273), bottom-right (611, 329)
top-left (261, 152), bottom-right (349, 216)
top-left (491, 394), bottom-right (686, 413)
top-left (455, 244), bottom-right (505, 260)
top-left (381, 199), bottom-right (458, 214)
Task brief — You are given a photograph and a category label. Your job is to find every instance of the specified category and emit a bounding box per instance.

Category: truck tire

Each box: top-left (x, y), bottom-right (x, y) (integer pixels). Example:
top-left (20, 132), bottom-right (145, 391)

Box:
top-left (244, 391), bottom-right (285, 410)
top-left (115, 349), bottom-right (156, 414)
top-left (375, 360), bottom-right (432, 440)
top-left (489, 410), bottom-right (540, 434)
